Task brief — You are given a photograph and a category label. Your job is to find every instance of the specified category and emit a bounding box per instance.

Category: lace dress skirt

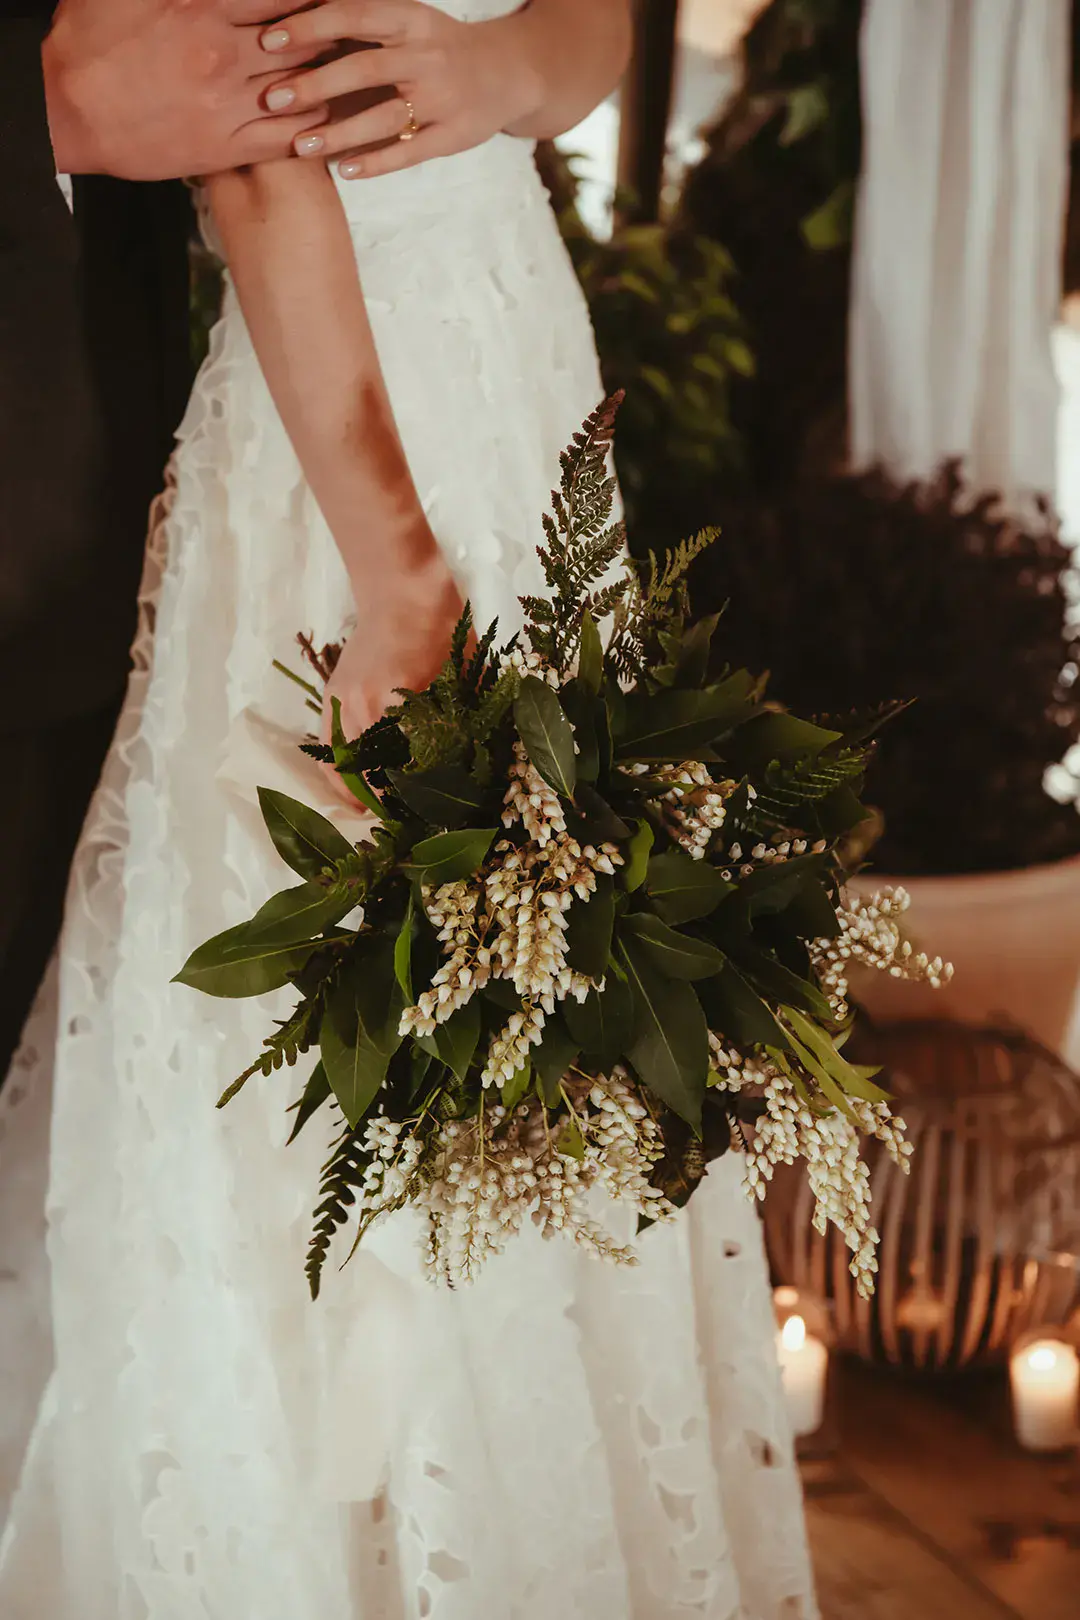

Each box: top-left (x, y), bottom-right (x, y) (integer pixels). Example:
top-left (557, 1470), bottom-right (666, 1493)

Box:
top-left (0, 129), bottom-right (818, 1620)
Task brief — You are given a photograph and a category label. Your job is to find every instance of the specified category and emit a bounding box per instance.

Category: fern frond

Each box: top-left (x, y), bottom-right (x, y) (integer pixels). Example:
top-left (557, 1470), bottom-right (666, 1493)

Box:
top-left (463, 618), bottom-right (500, 698)
top-left (733, 751), bottom-right (869, 839)
top-left (523, 395), bottom-right (627, 672)
top-left (608, 528), bottom-right (718, 679)
top-left (216, 995), bottom-right (321, 1109)
top-left (306, 1117), bottom-right (369, 1300)
top-left (471, 666), bottom-right (521, 744)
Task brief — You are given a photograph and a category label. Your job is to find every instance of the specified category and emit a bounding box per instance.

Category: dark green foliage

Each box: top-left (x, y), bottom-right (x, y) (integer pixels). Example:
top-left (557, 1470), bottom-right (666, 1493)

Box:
top-left (676, 0), bottom-right (863, 499)
top-left (535, 144), bottom-right (749, 551)
top-left (691, 467), bottom-right (1080, 875)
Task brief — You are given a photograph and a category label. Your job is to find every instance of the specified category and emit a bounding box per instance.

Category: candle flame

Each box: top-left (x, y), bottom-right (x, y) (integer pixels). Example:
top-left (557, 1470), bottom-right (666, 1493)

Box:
top-left (781, 1314), bottom-right (807, 1353)
top-left (1027, 1344), bottom-right (1060, 1373)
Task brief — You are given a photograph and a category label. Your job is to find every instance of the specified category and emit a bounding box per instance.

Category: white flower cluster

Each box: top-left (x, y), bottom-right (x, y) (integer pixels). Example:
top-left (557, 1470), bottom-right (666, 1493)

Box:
top-left (720, 834), bottom-right (827, 880)
top-left (398, 744), bottom-right (623, 1087)
top-left (813, 886), bottom-right (953, 1019)
top-left (709, 1038), bottom-right (910, 1298)
top-left (347, 1117), bottom-right (427, 1237)
top-left (416, 1073), bottom-right (673, 1285)
top-left (627, 760), bottom-right (734, 859)
top-left (499, 645), bottom-right (560, 688)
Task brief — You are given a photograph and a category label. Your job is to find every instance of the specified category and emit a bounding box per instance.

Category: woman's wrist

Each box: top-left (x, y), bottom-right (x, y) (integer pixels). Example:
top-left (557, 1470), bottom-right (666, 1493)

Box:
top-left (487, 5), bottom-right (549, 140)
top-left (495, 0), bottom-right (632, 142)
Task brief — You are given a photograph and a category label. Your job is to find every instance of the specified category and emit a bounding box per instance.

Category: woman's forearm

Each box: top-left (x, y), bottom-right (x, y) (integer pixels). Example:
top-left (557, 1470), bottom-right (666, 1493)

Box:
top-left (499, 0), bottom-right (632, 141)
top-left (206, 160), bottom-right (439, 592)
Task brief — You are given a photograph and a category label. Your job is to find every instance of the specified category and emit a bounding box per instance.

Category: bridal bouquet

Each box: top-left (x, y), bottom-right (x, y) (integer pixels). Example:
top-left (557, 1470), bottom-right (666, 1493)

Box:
top-left (178, 400), bottom-right (947, 1299)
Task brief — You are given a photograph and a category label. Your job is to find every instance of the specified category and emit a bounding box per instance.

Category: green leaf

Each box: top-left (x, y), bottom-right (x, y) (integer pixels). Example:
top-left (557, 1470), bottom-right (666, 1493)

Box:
top-left (618, 938), bottom-right (708, 1129)
top-left (623, 819), bottom-right (654, 892)
top-left (722, 336), bottom-right (756, 378)
top-left (572, 782), bottom-right (630, 843)
top-left (577, 610), bottom-right (604, 693)
top-left (560, 682), bottom-right (602, 783)
top-left (781, 81), bottom-right (830, 146)
top-left (533, 1018), bottom-right (580, 1107)
top-left (802, 179), bottom-right (855, 251)
top-left (321, 1016), bottom-right (388, 1129)
top-left (817, 783), bottom-right (870, 841)
top-left (784, 881), bottom-right (844, 942)
top-left (783, 1005), bottom-right (891, 1106)
top-left (620, 912), bottom-right (725, 981)
top-left (386, 764), bottom-right (487, 827)
top-left (330, 699), bottom-right (388, 820)
top-left (565, 873), bottom-right (615, 978)
top-left (319, 940), bottom-right (405, 1127)
top-left (501, 1061), bottom-right (532, 1111)
top-left (409, 1046), bottom-right (436, 1103)
top-left (742, 949), bottom-right (834, 1023)
top-left (174, 922), bottom-right (315, 999)
top-left (707, 962), bottom-right (791, 1051)
top-left (407, 827), bottom-right (496, 886)
top-left (673, 613), bottom-right (720, 689)
top-left (514, 676), bottom-right (577, 799)
top-left (563, 972), bottom-right (635, 1069)
top-left (434, 997), bottom-right (482, 1082)
top-left (732, 711), bottom-right (842, 771)
top-left (321, 980), bottom-right (393, 1130)
top-left (394, 895), bottom-right (416, 999)
top-left (351, 937), bottom-right (406, 1057)
top-left (742, 854), bottom-right (827, 918)
top-left (556, 1112), bottom-right (586, 1161)
top-left (247, 880), bottom-right (357, 947)
top-left (329, 694), bottom-right (348, 750)
top-left (286, 1062), bottom-right (332, 1144)
top-left (482, 978), bottom-right (524, 1013)
top-left (646, 847), bottom-right (733, 923)
top-left (258, 787), bottom-right (356, 880)
top-left (616, 673), bottom-right (758, 760)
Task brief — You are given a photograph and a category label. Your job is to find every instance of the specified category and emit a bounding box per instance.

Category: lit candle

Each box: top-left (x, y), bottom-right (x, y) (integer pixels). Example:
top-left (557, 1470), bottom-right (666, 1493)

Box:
top-left (776, 1313), bottom-right (828, 1438)
top-left (1009, 1339), bottom-right (1080, 1452)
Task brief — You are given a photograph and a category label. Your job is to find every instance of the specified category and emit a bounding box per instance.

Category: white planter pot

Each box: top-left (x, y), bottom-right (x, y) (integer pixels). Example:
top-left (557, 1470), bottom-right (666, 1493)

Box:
top-left (849, 854), bottom-right (1080, 1064)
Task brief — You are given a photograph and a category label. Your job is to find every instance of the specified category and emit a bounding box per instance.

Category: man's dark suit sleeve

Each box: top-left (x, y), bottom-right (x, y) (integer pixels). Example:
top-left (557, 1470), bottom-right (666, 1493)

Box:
top-left (0, 16), bottom-right (194, 1078)
top-left (0, 16), bottom-right (102, 668)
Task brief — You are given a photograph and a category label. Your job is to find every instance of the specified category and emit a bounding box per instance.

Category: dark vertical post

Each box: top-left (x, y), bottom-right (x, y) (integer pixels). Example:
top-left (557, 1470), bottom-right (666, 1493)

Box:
top-left (616, 0), bottom-right (681, 226)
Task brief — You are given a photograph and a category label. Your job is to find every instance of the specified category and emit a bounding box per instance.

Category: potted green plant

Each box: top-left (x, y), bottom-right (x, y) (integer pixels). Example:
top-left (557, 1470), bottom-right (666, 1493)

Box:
top-left (691, 465), bottom-right (1080, 1059)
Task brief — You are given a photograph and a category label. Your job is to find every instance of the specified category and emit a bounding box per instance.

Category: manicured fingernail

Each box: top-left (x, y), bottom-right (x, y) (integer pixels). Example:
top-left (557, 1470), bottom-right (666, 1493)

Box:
top-left (295, 133), bottom-right (324, 156)
top-left (338, 160), bottom-right (364, 179)
top-left (261, 27), bottom-right (291, 51)
top-left (265, 87), bottom-right (296, 111)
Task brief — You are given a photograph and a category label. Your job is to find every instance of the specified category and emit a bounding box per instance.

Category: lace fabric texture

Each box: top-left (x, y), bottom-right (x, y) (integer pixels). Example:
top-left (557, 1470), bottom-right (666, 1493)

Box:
top-left (0, 61), bottom-right (818, 1620)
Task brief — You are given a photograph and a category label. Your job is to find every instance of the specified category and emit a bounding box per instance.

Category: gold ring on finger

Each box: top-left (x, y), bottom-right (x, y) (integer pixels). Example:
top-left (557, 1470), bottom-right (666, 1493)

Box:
top-left (399, 97), bottom-right (420, 142)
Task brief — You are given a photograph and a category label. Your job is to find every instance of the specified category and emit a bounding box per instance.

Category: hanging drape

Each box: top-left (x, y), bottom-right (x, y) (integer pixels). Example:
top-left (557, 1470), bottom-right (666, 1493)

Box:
top-left (849, 0), bottom-right (1071, 516)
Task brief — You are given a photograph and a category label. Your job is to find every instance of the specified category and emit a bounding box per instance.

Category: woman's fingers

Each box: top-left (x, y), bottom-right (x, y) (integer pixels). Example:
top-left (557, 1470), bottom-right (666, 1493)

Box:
top-left (239, 104), bottom-right (332, 164)
top-left (293, 96), bottom-right (419, 159)
top-left (266, 44), bottom-right (418, 113)
top-left (261, 0), bottom-right (432, 54)
top-left (336, 119), bottom-right (459, 179)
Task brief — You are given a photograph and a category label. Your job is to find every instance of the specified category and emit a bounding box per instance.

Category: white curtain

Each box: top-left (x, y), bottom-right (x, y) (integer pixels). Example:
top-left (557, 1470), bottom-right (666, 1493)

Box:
top-left (849, 0), bottom-right (1071, 515)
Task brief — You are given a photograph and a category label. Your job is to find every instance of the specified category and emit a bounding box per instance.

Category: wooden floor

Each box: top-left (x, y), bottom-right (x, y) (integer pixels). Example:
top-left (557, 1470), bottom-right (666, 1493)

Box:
top-left (806, 1360), bottom-right (1080, 1619)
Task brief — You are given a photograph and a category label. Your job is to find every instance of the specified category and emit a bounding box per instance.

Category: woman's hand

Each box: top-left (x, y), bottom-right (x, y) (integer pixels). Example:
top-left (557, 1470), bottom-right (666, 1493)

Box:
top-left (258, 0), bottom-right (545, 178)
top-left (325, 549), bottom-right (465, 742)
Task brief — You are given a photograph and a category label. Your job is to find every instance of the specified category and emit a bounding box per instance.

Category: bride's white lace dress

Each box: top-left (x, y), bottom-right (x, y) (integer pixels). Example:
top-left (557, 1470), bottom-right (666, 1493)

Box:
top-left (0, 8), bottom-right (818, 1615)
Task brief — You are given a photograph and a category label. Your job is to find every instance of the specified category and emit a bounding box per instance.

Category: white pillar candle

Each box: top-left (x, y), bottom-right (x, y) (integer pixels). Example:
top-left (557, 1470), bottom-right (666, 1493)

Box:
top-left (1010, 1339), bottom-right (1080, 1453)
top-left (776, 1314), bottom-right (828, 1439)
